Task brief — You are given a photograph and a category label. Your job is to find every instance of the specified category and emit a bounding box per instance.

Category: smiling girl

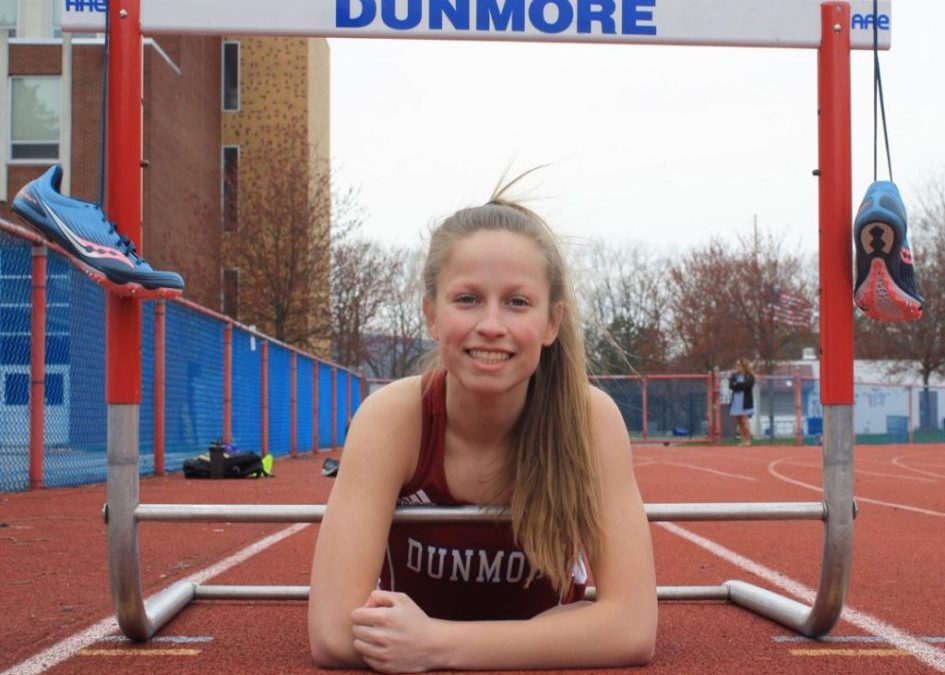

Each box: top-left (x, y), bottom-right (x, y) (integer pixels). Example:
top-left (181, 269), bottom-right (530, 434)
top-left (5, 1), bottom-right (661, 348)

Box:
top-left (308, 178), bottom-right (657, 672)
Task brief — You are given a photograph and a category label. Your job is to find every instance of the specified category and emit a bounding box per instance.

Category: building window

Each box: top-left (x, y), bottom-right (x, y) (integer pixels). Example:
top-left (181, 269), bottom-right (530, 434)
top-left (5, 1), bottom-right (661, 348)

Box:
top-left (223, 268), bottom-right (239, 319)
top-left (222, 145), bottom-right (239, 230)
top-left (9, 76), bottom-right (61, 162)
top-left (0, 0), bottom-right (17, 36)
top-left (222, 41), bottom-right (240, 111)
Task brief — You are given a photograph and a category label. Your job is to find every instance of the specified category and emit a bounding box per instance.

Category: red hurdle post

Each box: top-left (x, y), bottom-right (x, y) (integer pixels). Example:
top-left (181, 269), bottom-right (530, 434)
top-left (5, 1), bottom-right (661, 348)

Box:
top-left (313, 360), bottom-right (320, 452)
top-left (331, 367), bottom-right (337, 450)
top-left (153, 300), bottom-right (166, 475)
top-left (29, 246), bottom-right (47, 490)
top-left (223, 322), bottom-right (232, 445)
top-left (290, 351), bottom-right (298, 457)
top-left (261, 339), bottom-right (269, 457)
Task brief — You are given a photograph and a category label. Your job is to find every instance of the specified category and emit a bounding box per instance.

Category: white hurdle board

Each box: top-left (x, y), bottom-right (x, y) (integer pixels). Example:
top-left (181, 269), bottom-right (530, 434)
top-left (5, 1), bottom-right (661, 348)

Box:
top-left (62, 0), bottom-right (890, 49)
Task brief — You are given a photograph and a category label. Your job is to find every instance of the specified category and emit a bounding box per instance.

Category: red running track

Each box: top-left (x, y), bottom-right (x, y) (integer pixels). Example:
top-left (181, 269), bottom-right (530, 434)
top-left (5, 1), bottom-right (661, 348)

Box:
top-left (2, 444), bottom-right (944, 674)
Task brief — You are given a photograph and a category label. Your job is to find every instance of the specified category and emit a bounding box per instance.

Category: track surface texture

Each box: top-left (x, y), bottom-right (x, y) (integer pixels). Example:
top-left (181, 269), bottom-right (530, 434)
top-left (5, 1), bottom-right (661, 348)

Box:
top-left (2, 444), bottom-right (944, 674)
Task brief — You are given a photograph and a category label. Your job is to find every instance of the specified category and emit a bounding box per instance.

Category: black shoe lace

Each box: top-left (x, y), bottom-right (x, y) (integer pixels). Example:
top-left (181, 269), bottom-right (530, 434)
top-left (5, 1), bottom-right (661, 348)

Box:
top-left (105, 219), bottom-right (144, 263)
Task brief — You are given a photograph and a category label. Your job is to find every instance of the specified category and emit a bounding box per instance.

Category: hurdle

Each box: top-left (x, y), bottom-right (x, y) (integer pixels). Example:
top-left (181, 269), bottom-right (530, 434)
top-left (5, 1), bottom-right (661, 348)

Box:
top-left (62, 0), bottom-right (882, 642)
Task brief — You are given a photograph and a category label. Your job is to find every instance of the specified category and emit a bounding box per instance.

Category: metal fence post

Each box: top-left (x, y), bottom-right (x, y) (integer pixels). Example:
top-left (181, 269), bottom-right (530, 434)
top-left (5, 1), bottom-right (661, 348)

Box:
top-left (290, 351), bottom-right (297, 457)
top-left (908, 384), bottom-right (914, 444)
top-left (153, 300), bottom-right (165, 475)
top-left (29, 246), bottom-right (47, 490)
top-left (794, 368), bottom-right (802, 446)
top-left (331, 367), bottom-right (337, 450)
top-left (223, 322), bottom-right (232, 445)
top-left (641, 375), bottom-right (649, 441)
top-left (261, 339), bottom-right (269, 457)
top-left (313, 360), bottom-right (320, 452)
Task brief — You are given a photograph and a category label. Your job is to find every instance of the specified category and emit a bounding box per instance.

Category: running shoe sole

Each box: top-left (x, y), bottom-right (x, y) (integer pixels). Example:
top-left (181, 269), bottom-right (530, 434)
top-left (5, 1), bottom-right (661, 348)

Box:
top-left (853, 182), bottom-right (923, 322)
top-left (854, 254), bottom-right (922, 322)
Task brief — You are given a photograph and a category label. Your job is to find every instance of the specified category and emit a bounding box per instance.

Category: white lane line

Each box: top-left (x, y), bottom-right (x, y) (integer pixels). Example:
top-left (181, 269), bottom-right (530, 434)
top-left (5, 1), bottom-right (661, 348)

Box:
top-left (892, 456), bottom-right (945, 480)
top-left (659, 522), bottom-right (945, 672)
top-left (655, 461), bottom-right (757, 482)
top-left (1, 523), bottom-right (310, 675)
top-left (773, 635), bottom-right (945, 644)
top-left (767, 458), bottom-right (945, 518)
top-left (782, 461), bottom-right (936, 482)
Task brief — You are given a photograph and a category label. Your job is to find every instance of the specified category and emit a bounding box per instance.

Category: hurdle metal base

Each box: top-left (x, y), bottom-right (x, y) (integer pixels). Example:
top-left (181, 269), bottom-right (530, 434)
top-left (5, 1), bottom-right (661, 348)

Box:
top-left (108, 401), bottom-right (854, 643)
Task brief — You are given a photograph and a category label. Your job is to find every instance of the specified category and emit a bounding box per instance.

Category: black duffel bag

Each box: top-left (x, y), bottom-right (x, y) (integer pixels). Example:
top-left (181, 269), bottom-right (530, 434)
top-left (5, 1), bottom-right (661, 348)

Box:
top-left (183, 441), bottom-right (266, 479)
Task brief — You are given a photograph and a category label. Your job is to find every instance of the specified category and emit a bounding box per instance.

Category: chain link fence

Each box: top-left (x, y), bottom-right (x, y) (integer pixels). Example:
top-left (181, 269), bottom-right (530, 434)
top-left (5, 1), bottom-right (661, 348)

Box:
top-left (0, 225), bottom-right (363, 492)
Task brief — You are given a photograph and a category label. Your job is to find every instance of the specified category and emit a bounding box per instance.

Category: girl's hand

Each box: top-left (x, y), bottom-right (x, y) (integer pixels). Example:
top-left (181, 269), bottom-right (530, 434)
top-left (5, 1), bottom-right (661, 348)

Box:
top-left (351, 590), bottom-right (446, 673)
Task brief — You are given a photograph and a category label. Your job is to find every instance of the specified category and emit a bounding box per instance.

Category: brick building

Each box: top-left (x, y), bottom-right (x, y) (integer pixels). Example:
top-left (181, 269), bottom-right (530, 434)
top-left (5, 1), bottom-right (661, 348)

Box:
top-left (0, 2), bottom-right (331, 323)
top-left (220, 36), bottom-right (332, 353)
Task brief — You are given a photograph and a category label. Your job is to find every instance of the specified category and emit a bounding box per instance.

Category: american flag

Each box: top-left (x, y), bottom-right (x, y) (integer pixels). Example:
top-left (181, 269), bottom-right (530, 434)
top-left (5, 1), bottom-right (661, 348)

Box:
top-left (771, 290), bottom-right (813, 328)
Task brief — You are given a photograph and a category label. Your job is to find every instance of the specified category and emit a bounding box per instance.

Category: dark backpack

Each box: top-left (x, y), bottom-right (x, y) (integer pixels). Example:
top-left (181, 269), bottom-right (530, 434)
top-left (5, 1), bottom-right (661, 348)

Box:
top-left (183, 441), bottom-right (266, 479)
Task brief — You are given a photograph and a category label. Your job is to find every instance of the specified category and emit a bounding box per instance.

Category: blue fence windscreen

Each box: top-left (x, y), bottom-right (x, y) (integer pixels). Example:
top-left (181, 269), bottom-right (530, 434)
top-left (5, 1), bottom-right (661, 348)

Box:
top-left (336, 371), bottom-right (349, 446)
top-left (0, 225), bottom-right (374, 491)
top-left (318, 362), bottom-right (332, 448)
top-left (296, 356), bottom-right (314, 453)
top-left (231, 328), bottom-right (262, 453)
top-left (268, 344), bottom-right (292, 456)
top-left (49, 262), bottom-right (107, 487)
top-left (163, 303), bottom-right (225, 470)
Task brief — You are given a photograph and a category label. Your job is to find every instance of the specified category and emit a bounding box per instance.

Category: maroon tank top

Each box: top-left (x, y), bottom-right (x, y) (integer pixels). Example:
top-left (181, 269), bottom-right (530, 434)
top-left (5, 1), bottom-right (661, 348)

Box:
top-left (378, 370), bottom-right (586, 621)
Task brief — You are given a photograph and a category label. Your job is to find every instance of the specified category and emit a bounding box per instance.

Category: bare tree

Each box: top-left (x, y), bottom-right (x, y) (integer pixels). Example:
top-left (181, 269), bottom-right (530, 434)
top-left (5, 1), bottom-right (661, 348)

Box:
top-left (364, 245), bottom-right (429, 379)
top-left (573, 241), bottom-right (672, 374)
top-left (330, 236), bottom-right (398, 369)
top-left (668, 239), bottom-right (749, 372)
top-left (728, 228), bottom-right (815, 374)
top-left (220, 120), bottom-right (356, 353)
top-left (668, 231), bottom-right (815, 373)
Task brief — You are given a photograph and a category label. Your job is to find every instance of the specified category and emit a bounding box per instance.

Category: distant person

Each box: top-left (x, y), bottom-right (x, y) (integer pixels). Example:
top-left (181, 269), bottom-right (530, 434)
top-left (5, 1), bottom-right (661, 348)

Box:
top-left (308, 175), bottom-right (657, 671)
top-left (729, 358), bottom-right (756, 446)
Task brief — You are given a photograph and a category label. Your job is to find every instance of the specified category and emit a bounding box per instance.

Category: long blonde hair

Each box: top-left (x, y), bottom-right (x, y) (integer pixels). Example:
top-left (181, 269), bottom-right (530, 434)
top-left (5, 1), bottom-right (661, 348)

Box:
top-left (421, 177), bottom-right (602, 593)
top-left (736, 357), bottom-right (755, 376)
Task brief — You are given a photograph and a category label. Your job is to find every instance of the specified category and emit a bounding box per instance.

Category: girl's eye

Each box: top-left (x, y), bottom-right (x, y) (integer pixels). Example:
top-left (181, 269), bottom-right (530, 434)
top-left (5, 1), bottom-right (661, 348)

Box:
top-left (508, 297), bottom-right (530, 307)
top-left (456, 294), bottom-right (477, 304)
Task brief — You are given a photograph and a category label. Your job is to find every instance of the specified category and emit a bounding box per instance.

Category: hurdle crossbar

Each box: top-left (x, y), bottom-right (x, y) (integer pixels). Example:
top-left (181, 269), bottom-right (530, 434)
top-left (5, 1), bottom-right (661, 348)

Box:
top-left (129, 502), bottom-right (827, 523)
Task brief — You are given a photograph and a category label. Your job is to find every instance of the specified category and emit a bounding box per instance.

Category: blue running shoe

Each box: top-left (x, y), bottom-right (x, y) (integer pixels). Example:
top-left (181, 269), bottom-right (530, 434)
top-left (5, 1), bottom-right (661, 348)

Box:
top-left (12, 165), bottom-right (184, 298)
top-left (853, 181), bottom-right (923, 322)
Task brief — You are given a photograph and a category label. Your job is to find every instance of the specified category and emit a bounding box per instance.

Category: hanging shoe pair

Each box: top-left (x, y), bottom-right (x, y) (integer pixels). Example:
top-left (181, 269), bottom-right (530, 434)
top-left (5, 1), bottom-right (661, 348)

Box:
top-left (12, 165), bottom-right (184, 299)
top-left (853, 180), bottom-right (923, 322)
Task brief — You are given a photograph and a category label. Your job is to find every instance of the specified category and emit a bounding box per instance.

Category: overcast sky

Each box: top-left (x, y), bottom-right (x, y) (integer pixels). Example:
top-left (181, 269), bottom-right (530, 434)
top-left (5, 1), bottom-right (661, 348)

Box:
top-left (328, 1), bottom-right (945, 257)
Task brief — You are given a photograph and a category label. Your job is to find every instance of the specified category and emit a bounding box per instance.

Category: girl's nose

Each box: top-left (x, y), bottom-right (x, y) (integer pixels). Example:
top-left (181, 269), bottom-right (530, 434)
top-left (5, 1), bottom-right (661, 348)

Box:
top-left (476, 304), bottom-right (507, 337)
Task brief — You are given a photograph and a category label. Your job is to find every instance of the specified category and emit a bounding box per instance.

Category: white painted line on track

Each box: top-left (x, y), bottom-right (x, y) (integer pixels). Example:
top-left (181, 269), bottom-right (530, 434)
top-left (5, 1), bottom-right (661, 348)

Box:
top-left (648, 460), bottom-right (757, 482)
top-left (892, 456), bottom-right (945, 480)
top-left (659, 522), bottom-right (945, 672)
top-left (782, 461), bottom-right (936, 482)
top-left (911, 462), bottom-right (945, 470)
top-left (773, 635), bottom-right (945, 644)
top-left (767, 459), bottom-right (945, 518)
top-left (1, 523), bottom-right (310, 675)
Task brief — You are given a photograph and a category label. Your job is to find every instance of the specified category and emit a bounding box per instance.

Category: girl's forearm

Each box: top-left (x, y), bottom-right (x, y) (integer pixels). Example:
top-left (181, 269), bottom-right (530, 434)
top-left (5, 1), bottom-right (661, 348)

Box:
top-left (431, 600), bottom-right (655, 670)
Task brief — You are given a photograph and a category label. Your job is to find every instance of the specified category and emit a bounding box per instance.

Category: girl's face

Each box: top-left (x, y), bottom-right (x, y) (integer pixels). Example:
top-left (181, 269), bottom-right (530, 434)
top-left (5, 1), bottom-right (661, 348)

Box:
top-left (423, 230), bottom-right (562, 398)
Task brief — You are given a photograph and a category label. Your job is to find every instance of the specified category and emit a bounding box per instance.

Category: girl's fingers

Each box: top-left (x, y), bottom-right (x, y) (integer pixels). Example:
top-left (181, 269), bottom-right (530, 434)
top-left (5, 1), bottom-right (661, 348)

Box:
top-left (366, 589), bottom-right (397, 607)
top-left (351, 606), bottom-right (389, 626)
top-left (362, 655), bottom-right (391, 673)
top-left (352, 624), bottom-right (385, 646)
top-left (353, 637), bottom-right (386, 660)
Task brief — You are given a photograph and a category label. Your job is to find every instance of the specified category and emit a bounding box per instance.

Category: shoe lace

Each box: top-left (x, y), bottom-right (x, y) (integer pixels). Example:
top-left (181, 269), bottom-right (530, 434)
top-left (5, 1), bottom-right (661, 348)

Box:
top-left (104, 219), bottom-right (144, 263)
